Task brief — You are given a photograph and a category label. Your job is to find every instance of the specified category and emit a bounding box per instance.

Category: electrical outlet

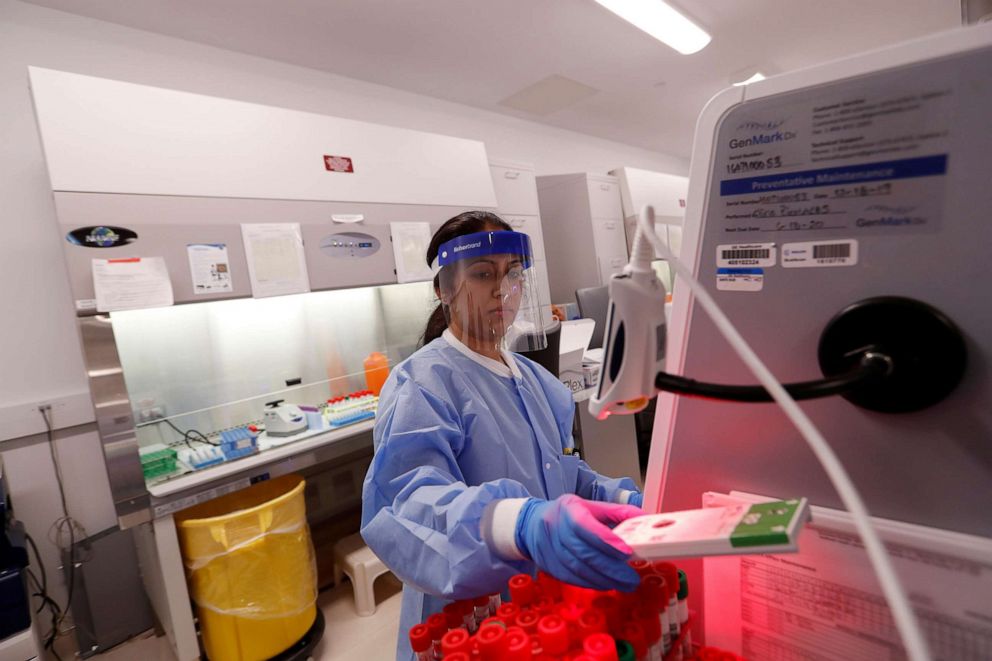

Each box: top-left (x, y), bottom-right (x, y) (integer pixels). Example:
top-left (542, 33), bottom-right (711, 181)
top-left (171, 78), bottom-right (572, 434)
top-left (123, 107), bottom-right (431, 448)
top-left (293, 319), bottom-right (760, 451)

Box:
top-left (137, 399), bottom-right (165, 422)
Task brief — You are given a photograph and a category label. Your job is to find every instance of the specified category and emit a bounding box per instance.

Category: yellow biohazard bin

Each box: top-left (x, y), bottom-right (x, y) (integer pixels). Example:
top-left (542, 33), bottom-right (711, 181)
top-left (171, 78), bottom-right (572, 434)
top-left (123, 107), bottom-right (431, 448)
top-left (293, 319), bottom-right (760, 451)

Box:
top-left (175, 474), bottom-right (317, 661)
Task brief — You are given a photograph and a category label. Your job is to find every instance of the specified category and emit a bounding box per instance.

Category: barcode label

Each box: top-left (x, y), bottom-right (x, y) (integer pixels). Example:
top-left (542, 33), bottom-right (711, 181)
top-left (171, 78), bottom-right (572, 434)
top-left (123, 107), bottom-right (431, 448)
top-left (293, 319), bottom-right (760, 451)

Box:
top-left (813, 244), bottom-right (851, 259)
top-left (722, 248), bottom-right (770, 260)
top-left (782, 240), bottom-right (858, 268)
top-left (717, 243), bottom-right (776, 267)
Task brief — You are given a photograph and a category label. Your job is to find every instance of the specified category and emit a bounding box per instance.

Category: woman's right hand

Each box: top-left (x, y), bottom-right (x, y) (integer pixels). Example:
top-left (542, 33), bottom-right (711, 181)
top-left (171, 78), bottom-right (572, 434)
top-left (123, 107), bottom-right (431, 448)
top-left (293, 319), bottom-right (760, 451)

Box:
top-left (514, 494), bottom-right (642, 592)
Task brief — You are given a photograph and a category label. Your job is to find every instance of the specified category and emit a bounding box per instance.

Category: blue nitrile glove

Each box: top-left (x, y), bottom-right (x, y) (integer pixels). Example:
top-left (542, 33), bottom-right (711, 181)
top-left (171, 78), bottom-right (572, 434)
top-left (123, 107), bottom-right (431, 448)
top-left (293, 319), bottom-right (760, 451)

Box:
top-left (628, 492), bottom-right (644, 508)
top-left (514, 494), bottom-right (642, 592)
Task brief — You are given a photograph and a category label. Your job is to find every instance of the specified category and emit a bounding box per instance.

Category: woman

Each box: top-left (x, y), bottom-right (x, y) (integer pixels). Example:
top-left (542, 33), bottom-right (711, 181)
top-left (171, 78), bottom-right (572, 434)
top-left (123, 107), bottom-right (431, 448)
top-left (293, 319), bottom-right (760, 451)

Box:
top-left (361, 211), bottom-right (644, 660)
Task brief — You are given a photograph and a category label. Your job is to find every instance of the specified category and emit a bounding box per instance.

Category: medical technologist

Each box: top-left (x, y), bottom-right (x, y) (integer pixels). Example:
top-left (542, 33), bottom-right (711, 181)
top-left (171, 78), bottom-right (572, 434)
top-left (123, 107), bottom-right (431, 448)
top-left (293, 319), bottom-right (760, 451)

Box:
top-left (361, 211), bottom-right (645, 660)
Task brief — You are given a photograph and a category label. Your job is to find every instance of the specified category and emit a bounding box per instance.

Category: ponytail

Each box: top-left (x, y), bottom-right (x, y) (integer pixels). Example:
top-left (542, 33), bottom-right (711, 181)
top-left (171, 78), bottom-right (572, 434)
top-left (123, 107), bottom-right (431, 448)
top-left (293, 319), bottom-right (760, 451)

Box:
top-left (420, 210), bottom-right (512, 346)
top-left (422, 302), bottom-right (448, 345)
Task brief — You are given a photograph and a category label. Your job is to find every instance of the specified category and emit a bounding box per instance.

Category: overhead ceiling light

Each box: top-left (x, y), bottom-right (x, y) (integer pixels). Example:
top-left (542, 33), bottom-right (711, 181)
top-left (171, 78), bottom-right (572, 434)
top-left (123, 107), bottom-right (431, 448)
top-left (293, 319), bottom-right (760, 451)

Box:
top-left (593, 0), bottom-right (711, 55)
top-left (732, 72), bottom-right (766, 86)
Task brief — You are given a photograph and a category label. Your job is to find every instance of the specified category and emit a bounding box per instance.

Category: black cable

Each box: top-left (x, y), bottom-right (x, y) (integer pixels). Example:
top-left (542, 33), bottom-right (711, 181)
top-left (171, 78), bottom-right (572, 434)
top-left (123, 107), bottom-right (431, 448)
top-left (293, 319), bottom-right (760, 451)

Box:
top-left (39, 407), bottom-right (82, 654)
top-left (654, 353), bottom-right (890, 403)
top-left (26, 569), bottom-right (63, 661)
top-left (159, 417), bottom-right (218, 447)
top-left (24, 531), bottom-right (48, 606)
top-left (41, 408), bottom-right (69, 519)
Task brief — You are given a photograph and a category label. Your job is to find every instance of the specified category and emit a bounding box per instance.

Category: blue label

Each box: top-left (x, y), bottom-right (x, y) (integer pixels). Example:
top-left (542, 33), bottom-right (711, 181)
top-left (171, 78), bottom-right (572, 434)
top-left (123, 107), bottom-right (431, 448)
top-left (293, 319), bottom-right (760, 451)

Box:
top-left (718, 268), bottom-right (764, 275)
top-left (720, 154), bottom-right (948, 197)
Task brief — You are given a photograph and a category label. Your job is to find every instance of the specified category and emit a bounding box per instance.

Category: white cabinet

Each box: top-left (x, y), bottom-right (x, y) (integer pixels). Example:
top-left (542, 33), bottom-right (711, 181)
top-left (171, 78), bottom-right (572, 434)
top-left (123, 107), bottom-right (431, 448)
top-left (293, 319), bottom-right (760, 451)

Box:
top-left (535, 172), bottom-right (628, 304)
top-left (587, 175), bottom-right (624, 219)
top-left (489, 159), bottom-right (553, 325)
top-left (490, 160), bottom-right (541, 216)
top-left (610, 166), bottom-right (688, 258)
top-left (504, 214), bottom-right (546, 263)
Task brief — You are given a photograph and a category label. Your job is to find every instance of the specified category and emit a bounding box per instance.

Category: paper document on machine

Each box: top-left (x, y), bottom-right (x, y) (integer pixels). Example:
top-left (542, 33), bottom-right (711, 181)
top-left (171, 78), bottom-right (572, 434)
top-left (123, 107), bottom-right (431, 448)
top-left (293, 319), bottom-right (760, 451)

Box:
top-left (702, 491), bottom-right (992, 660)
top-left (240, 223), bottom-right (311, 297)
top-left (92, 256), bottom-right (174, 312)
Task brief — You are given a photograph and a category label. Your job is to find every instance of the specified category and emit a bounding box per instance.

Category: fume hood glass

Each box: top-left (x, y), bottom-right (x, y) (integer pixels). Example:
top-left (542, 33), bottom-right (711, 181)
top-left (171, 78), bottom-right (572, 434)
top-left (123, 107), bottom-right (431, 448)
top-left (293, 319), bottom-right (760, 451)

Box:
top-left (111, 281), bottom-right (435, 487)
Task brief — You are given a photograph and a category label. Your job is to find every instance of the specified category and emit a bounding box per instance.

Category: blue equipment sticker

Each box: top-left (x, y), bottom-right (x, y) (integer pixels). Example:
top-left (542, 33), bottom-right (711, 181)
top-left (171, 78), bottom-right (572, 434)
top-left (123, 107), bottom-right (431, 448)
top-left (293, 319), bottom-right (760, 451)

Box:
top-left (717, 267), bottom-right (764, 292)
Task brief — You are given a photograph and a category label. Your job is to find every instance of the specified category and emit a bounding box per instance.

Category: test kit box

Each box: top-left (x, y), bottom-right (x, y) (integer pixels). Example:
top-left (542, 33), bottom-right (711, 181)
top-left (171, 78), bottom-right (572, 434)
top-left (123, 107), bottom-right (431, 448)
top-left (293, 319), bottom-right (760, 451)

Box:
top-left (558, 346), bottom-right (587, 393)
top-left (558, 319), bottom-right (596, 392)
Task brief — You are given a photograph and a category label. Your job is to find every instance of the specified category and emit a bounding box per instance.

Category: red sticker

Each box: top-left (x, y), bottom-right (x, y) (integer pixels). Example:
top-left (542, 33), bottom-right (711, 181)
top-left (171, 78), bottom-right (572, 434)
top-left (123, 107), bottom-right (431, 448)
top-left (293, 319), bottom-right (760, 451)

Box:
top-left (323, 155), bottom-right (354, 173)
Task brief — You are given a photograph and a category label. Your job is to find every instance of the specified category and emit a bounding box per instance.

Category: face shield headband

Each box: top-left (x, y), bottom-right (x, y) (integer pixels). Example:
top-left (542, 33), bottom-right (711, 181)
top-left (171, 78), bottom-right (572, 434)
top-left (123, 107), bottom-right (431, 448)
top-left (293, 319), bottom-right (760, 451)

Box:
top-left (431, 231), bottom-right (534, 273)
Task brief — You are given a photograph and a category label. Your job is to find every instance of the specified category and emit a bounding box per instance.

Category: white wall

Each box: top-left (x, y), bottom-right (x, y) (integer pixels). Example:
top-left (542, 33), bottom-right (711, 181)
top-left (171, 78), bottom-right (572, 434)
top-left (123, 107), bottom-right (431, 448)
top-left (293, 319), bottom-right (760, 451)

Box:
top-left (0, 0), bottom-right (688, 608)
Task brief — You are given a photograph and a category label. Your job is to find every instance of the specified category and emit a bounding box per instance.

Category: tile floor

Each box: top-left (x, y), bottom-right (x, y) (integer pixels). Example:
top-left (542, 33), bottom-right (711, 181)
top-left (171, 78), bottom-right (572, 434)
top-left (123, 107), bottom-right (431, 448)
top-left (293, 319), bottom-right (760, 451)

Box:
top-left (49, 573), bottom-right (405, 661)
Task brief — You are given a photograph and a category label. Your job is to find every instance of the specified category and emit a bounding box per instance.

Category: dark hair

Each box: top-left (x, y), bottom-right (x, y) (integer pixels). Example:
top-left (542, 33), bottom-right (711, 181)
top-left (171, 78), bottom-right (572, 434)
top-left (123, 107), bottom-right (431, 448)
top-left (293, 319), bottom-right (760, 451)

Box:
top-left (422, 210), bottom-right (513, 345)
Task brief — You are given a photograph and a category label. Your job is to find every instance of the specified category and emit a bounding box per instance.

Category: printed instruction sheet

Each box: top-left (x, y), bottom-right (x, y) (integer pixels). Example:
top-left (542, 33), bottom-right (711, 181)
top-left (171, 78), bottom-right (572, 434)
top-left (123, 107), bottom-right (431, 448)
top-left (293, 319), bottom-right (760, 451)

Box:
top-left (390, 221), bottom-right (434, 283)
top-left (187, 243), bottom-right (233, 294)
top-left (702, 492), bottom-right (992, 660)
top-left (240, 223), bottom-right (310, 297)
top-left (92, 257), bottom-right (174, 312)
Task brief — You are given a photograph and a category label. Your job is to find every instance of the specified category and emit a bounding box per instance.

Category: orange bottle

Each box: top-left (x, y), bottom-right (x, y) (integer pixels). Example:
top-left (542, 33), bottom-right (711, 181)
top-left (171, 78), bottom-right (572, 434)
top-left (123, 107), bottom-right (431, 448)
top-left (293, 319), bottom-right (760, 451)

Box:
top-left (363, 351), bottom-right (390, 396)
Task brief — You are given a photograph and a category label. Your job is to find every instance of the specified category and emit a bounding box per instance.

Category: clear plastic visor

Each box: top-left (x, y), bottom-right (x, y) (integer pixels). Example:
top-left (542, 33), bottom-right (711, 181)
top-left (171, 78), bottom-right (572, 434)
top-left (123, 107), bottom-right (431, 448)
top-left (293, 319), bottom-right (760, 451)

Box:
top-left (434, 231), bottom-right (547, 355)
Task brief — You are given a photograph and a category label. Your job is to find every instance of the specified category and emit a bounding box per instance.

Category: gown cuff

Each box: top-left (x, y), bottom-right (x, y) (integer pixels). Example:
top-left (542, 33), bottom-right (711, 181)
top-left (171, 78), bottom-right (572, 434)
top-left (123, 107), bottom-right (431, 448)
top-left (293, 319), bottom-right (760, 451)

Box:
top-left (615, 489), bottom-right (635, 504)
top-left (481, 497), bottom-right (530, 561)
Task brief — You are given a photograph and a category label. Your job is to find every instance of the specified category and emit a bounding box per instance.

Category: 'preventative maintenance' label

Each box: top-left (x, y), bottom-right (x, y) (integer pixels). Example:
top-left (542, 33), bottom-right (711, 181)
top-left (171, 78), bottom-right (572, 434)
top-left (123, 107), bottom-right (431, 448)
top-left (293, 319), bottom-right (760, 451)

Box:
top-left (711, 74), bottom-right (954, 238)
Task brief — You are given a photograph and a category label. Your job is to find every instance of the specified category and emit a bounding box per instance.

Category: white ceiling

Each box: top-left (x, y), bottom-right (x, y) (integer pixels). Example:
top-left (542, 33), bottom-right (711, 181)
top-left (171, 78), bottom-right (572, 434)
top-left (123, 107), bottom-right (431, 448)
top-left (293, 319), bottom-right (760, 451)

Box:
top-left (23, 0), bottom-right (961, 158)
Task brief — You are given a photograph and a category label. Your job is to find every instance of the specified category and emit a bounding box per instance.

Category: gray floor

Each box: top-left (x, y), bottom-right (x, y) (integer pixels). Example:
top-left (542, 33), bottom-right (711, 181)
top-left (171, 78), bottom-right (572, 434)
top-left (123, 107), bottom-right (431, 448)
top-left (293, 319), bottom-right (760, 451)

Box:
top-left (47, 573), bottom-right (404, 661)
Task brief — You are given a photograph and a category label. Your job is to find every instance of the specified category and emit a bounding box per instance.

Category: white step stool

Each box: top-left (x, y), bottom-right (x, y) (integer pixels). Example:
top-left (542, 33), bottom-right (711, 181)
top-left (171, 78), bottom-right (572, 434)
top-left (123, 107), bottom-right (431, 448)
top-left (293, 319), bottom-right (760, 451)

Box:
top-left (332, 533), bottom-right (393, 616)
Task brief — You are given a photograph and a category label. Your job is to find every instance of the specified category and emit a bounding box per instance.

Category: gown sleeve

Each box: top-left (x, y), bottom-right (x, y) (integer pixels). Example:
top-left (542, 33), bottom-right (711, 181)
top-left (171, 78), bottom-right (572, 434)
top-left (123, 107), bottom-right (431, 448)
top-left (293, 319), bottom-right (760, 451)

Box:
top-left (361, 377), bottom-right (533, 599)
top-left (539, 362), bottom-right (641, 504)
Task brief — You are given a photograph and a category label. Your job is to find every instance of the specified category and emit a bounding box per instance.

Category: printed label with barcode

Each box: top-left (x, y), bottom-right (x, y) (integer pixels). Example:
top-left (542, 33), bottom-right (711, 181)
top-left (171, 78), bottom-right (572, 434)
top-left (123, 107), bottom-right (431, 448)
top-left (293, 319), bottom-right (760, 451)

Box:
top-left (717, 242), bottom-right (776, 268)
top-left (782, 240), bottom-right (858, 268)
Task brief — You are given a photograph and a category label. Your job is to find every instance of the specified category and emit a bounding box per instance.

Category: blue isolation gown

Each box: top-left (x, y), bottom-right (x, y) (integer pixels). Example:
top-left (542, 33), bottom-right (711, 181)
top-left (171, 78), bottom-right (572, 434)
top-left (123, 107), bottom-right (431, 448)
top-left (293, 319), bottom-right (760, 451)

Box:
top-left (361, 330), bottom-right (638, 660)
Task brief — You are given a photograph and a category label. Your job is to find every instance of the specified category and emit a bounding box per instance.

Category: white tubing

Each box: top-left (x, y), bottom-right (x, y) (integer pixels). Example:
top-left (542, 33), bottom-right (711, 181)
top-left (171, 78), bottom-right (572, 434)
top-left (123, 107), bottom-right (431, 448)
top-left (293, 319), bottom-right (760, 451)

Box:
top-left (636, 206), bottom-right (930, 661)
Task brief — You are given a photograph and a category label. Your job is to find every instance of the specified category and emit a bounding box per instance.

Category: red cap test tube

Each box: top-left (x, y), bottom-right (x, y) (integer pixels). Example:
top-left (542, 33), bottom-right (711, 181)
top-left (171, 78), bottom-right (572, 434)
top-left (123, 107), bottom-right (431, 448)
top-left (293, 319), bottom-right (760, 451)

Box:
top-left (578, 607), bottom-right (608, 637)
top-left (621, 621), bottom-right (647, 660)
top-left (441, 627), bottom-right (471, 656)
top-left (639, 573), bottom-right (671, 652)
top-left (583, 632), bottom-right (620, 661)
top-left (515, 609), bottom-right (541, 634)
top-left (639, 611), bottom-right (663, 660)
top-left (508, 573), bottom-right (536, 606)
top-left (408, 623), bottom-right (432, 661)
top-left (425, 612), bottom-right (446, 659)
top-left (537, 614), bottom-right (570, 656)
top-left (592, 593), bottom-right (621, 635)
top-left (496, 602), bottom-right (520, 627)
top-left (476, 622), bottom-right (509, 660)
top-left (654, 562), bottom-right (681, 640)
top-left (504, 626), bottom-right (532, 661)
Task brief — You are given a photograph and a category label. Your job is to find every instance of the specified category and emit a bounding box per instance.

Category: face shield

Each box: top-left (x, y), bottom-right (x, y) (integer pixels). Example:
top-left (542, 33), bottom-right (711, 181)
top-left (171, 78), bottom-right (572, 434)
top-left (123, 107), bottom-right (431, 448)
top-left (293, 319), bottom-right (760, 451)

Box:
top-left (433, 231), bottom-right (548, 354)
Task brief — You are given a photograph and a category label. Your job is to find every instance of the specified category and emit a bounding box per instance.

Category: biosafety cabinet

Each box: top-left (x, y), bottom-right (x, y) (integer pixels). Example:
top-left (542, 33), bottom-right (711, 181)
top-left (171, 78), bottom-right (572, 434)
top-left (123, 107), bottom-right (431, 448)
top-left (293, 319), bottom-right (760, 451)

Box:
top-left (27, 66), bottom-right (554, 660)
top-left (28, 66), bottom-right (523, 526)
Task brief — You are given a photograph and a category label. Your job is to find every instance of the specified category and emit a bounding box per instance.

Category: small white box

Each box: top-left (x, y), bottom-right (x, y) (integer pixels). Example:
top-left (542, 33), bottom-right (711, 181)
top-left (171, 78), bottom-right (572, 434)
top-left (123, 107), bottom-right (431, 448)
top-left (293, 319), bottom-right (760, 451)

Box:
top-left (558, 319), bottom-right (596, 392)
